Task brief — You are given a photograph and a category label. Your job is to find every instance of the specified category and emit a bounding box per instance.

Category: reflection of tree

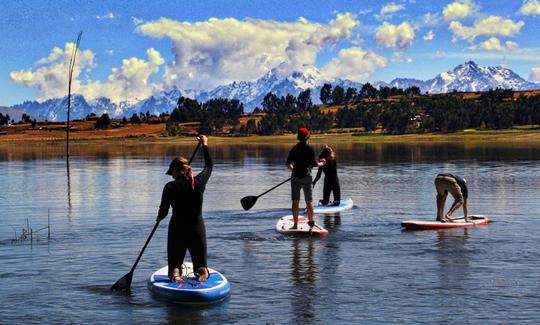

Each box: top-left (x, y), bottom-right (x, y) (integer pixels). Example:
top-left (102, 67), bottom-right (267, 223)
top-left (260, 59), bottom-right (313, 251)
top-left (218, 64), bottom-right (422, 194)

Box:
top-left (290, 238), bottom-right (316, 324)
top-left (66, 159), bottom-right (72, 220)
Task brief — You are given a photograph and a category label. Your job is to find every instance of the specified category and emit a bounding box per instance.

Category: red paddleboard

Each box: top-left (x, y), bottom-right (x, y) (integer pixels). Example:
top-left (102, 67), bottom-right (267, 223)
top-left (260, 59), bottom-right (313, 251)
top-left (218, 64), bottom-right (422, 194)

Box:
top-left (276, 215), bottom-right (329, 236)
top-left (401, 215), bottom-right (489, 230)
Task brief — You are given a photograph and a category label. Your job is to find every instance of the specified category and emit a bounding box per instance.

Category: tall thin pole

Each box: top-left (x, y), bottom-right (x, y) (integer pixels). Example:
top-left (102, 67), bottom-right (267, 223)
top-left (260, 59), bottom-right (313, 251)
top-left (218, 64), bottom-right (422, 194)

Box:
top-left (66, 32), bottom-right (82, 161)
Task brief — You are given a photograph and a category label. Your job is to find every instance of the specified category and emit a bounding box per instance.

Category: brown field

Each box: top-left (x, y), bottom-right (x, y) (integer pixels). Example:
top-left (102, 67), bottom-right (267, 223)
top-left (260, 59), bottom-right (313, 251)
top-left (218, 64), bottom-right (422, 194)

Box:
top-left (4, 118), bottom-right (540, 146)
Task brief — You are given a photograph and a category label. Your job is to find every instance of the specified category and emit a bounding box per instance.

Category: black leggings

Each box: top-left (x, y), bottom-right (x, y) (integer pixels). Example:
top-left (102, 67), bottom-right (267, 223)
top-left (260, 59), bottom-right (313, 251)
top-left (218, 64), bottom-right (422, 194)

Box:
top-left (167, 220), bottom-right (207, 279)
top-left (322, 179), bottom-right (341, 204)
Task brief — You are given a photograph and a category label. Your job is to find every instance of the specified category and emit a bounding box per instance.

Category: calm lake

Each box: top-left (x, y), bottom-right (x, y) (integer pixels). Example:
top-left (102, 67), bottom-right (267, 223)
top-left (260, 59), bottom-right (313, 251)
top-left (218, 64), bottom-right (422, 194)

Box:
top-left (1, 141), bottom-right (539, 324)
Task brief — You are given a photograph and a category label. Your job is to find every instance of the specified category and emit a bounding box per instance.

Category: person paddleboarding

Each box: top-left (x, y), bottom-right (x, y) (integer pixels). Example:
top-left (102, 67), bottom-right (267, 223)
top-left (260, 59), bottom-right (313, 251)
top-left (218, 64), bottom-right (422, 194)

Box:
top-left (157, 135), bottom-right (212, 283)
top-left (286, 127), bottom-right (326, 231)
top-left (435, 173), bottom-right (469, 223)
top-left (313, 145), bottom-right (341, 206)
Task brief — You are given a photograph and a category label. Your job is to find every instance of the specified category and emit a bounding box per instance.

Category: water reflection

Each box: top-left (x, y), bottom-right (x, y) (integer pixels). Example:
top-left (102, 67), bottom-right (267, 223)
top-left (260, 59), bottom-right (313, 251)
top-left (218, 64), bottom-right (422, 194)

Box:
top-left (165, 303), bottom-right (204, 324)
top-left (290, 238), bottom-right (316, 324)
top-left (5, 142), bottom-right (540, 165)
top-left (323, 214), bottom-right (341, 231)
top-left (435, 229), bottom-right (470, 289)
top-left (66, 159), bottom-right (72, 219)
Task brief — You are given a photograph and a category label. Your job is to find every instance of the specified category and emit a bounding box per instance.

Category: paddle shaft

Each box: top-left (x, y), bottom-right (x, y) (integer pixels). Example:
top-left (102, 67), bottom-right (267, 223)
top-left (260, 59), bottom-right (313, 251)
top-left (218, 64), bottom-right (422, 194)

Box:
top-left (129, 220), bottom-right (160, 274)
top-left (256, 177), bottom-right (291, 198)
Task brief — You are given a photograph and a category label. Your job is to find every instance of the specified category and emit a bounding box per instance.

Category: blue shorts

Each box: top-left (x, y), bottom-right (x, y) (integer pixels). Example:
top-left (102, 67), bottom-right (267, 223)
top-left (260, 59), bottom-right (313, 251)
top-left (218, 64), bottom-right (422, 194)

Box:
top-left (291, 173), bottom-right (313, 202)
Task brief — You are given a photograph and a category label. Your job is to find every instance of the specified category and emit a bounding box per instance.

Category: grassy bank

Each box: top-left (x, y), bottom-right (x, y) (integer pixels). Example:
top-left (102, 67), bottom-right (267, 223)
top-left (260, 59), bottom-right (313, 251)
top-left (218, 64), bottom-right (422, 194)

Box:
top-left (4, 128), bottom-right (540, 147)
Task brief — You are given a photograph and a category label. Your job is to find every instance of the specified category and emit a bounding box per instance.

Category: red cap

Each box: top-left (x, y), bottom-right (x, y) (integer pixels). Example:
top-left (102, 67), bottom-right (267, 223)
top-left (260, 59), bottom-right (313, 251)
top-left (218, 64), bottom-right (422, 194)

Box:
top-left (297, 127), bottom-right (310, 140)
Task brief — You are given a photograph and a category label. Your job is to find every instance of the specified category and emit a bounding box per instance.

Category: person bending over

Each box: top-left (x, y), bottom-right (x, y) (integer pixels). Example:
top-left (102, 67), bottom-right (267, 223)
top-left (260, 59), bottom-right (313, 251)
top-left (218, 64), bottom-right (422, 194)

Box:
top-left (435, 173), bottom-right (469, 223)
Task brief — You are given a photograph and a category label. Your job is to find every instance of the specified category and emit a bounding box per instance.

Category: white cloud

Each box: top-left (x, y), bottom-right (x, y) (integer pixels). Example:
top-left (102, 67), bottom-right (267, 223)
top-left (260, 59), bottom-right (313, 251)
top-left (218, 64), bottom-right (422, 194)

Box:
top-left (423, 12), bottom-right (442, 25)
top-left (530, 67), bottom-right (540, 82)
top-left (131, 16), bottom-right (144, 26)
top-left (10, 44), bottom-right (164, 102)
top-left (137, 13), bottom-right (359, 90)
top-left (443, 0), bottom-right (477, 21)
top-left (96, 12), bottom-right (115, 20)
top-left (374, 21), bottom-right (415, 50)
top-left (84, 48), bottom-right (164, 102)
top-left (449, 16), bottom-right (525, 42)
top-left (519, 0), bottom-right (540, 15)
top-left (321, 47), bottom-right (387, 81)
top-left (10, 43), bottom-right (95, 101)
top-left (423, 30), bottom-right (435, 41)
top-left (390, 51), bottom-right (413, 63)
top-left (476, 37), bottom-right (519, 51)
top-left (379, 3), bottom-right (405, 17)
top-left (434, 50), bottom-right (447, 58)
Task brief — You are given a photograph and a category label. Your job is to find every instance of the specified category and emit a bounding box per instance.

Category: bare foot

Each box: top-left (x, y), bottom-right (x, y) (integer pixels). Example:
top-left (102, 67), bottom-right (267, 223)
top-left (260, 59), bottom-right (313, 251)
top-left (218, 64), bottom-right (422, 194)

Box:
top-left (196, 267), bottom-right (209, 282)
top-left (172, 268), bottom-right (183, 284)
top-left (289, 223), bottom-right (298, 230)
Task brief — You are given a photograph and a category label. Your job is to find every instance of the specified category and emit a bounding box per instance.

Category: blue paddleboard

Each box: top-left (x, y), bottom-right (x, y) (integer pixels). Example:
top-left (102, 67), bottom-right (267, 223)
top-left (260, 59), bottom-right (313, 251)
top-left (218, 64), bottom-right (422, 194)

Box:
top-left (147, 263), bottom-right (231, 304)
top-left (313, 198), bottom-right (354, 214)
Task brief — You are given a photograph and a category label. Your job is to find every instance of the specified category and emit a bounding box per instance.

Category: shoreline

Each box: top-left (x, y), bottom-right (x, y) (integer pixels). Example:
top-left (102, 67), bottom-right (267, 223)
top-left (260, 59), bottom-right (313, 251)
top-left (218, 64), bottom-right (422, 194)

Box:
top-left (4, 128), bottom-right (540, 146)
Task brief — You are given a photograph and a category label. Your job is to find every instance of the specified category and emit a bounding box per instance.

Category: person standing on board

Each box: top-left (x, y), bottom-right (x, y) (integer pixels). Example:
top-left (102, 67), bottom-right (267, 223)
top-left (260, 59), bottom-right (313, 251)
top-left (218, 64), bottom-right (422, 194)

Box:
top-left (157, 135), bottom-right (212, 283)
top-left (435, 173), bottom-right (469, 222)
top-left (313, 145), bottom-right (341, 206)
top-left (286, 127), bottom-right (326, 230)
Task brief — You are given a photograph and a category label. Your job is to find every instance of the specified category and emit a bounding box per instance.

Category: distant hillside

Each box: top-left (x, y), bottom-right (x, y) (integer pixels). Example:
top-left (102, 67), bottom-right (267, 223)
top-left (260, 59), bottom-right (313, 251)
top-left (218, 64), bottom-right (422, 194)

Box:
top-left (0, 106), bottom-right (24, 121)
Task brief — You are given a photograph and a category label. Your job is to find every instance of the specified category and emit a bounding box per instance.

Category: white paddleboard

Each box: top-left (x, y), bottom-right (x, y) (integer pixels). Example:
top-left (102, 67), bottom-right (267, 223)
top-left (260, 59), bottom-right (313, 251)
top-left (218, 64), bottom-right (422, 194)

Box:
top-left (401, 215), bottom-right (489, 230)
top-left (313, 198), bottom-right (354, 214)
top-left (276, 215), bottom-right (329, 236)
top-left (147, 262), bottom-right (231, 304)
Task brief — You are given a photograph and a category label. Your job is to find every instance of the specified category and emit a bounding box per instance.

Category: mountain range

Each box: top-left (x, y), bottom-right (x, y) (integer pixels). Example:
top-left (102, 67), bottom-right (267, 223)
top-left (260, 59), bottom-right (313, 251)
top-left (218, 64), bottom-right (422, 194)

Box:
top-left (13, 61), bottom-right (540, 121)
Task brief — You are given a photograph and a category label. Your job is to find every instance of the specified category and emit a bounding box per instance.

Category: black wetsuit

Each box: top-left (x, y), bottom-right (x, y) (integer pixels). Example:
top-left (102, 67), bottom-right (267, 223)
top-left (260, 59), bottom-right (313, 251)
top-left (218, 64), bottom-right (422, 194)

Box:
top-left (157, 145), bottom-right (212, 278)
top-left (313, 158), bottom-right (341, 204)
top-left (286, 141), bottom-right (318, 178)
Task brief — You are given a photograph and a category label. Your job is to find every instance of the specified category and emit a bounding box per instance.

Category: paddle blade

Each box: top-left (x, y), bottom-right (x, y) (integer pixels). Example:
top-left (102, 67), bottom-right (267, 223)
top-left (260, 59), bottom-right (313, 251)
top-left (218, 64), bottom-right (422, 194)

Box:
top-left (110, 272), bottom-right (133, 292)
top-left (241, 196), bottom-right (258, 210)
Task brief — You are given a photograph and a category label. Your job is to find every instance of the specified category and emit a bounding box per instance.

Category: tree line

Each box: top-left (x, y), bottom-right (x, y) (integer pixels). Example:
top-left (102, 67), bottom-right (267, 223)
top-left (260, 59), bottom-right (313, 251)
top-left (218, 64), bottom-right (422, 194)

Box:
top-left (15, 83), bottom-right (539, 136)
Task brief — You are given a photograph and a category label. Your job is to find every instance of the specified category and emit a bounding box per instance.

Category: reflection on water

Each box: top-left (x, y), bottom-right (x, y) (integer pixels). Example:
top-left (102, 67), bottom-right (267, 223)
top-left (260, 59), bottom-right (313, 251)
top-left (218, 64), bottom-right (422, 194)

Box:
top-left (435, 229), bottom-right (470, 291)
top-left (290, 238), bottom-right (316, 324)
top-left (1, 142), bottom-right (540, 323)
top-left (323, 214), bottom-right (342, 231)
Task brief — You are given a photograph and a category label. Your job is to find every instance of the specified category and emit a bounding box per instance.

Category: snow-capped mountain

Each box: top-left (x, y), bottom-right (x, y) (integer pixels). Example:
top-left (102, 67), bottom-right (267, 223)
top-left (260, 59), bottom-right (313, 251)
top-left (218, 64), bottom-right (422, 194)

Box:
top-left (11, 61), bottom-right (540, 121)
top-left (122, 87), bottom-right (182, 117)
top-left (390, 61), bottom-right (539, 94)
top-left (15, 94), bottom-right (94, 121)
top-left (198, 64), bottom-right (361, 110)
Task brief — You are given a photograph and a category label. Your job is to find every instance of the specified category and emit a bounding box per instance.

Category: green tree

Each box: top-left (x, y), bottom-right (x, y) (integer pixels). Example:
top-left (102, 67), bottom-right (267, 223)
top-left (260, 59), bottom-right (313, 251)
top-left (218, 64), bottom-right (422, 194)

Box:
top-left (320, 83), bottom-right (332, 105)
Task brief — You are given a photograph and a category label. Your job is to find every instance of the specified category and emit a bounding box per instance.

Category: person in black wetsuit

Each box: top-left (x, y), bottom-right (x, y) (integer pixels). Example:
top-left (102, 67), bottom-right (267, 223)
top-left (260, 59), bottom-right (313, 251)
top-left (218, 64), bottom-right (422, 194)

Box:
top-left (313, 145), bottom-right (341, 206)
top-left (286, 127), bottom-right (326, 230)
top-left (157, 135), bottom-right (212, 283)
top-left (435, 173), bottom-right (469, 222)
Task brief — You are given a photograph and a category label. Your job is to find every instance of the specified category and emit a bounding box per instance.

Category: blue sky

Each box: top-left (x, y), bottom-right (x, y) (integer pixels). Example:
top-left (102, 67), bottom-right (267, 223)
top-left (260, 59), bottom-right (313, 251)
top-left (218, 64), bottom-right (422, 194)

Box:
top-left (1, 0), bottom-right (539, 106)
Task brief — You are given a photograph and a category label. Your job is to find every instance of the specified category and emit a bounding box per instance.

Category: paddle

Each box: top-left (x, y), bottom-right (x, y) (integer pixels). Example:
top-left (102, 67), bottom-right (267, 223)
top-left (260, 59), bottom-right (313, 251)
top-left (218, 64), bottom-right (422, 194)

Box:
top-left (111, 142), bottom-right (202, 292)
top-left (240, 178), bottom-right (291, 210)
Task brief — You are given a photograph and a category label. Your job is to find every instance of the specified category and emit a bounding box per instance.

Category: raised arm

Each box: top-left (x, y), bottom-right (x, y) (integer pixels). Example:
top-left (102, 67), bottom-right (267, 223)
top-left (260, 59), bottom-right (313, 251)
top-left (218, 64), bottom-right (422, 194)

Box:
top-left (195, 135), bottom-right (213, 187)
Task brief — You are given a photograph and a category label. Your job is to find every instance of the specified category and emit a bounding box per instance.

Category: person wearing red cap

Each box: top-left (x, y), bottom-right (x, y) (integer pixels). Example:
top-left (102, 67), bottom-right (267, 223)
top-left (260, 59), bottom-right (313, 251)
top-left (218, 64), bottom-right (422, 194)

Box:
top-left (286, 127), bottom-right (326, 230)
top-left (157, 135), bottom-right (213, 283)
